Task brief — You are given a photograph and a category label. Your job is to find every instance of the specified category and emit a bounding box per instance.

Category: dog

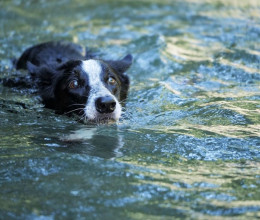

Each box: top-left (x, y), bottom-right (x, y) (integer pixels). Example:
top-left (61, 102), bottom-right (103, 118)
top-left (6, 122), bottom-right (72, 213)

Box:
top-left (7, 41), bottom-right (133, 123)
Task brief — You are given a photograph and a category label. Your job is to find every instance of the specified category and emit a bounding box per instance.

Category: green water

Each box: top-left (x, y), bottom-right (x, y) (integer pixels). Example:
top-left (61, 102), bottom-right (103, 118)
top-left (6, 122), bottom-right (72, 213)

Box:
top-left (0, 0), bottom-right (260, 219)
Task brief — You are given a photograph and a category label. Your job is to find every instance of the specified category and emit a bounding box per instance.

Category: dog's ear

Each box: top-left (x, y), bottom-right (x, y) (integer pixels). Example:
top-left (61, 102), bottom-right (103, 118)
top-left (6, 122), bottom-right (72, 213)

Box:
top-left (27, 61), bottom-right (56, 83)
top-left (27, 61), bottom-right (58, 101)
top-left (27, 61), bottom-right (39, 76)
top-left (107, 54), bottom-right (133, 74)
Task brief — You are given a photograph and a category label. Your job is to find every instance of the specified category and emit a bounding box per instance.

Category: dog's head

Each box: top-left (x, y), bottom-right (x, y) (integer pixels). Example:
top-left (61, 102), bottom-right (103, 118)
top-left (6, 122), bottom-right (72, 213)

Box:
top-left (27, 55), bottom-right (132, 123)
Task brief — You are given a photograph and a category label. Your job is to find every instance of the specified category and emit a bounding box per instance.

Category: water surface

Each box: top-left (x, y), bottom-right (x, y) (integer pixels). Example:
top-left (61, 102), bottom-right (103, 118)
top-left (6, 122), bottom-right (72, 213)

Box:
top-left (0, 0), bottom-right (260, 219)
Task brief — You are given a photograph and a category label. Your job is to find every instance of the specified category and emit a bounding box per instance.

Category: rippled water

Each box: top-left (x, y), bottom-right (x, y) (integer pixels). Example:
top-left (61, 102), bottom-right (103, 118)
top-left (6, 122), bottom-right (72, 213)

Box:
top-left (0, 0), bottom-right (260, 219)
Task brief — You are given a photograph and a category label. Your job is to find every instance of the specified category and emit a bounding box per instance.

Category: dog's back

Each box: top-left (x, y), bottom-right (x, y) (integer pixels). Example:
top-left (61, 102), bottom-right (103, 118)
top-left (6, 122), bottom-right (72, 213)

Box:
top-left (15, 41), bottom-right (86, 69)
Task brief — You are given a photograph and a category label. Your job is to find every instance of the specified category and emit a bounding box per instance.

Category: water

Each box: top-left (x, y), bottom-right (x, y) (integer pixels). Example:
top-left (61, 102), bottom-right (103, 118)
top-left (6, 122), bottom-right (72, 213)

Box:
top-left (0, 0), bottom-right (260, 219)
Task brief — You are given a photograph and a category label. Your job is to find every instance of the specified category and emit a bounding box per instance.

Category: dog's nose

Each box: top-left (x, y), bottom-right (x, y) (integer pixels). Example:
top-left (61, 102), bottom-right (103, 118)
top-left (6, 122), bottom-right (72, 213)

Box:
top-left (95, 96), bottom-right (116, 114)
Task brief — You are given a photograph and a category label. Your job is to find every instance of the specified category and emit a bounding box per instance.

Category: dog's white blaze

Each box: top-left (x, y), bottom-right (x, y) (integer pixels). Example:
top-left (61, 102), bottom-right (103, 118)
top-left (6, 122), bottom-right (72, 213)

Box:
top-left (81, 60), bottom-right (122, 120)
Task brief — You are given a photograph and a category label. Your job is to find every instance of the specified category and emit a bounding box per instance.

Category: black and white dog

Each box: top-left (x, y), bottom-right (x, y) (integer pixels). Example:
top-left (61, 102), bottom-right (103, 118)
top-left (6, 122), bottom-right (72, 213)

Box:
top-left (10, 41), bottom-right (133, 123)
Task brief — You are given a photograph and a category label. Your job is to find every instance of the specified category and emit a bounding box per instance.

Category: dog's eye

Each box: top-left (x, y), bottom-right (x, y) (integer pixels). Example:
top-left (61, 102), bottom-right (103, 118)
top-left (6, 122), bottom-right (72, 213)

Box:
top-left (68, 80), bottom-right (79, 89)
top-left (107, 77), bottom-right (117, 85)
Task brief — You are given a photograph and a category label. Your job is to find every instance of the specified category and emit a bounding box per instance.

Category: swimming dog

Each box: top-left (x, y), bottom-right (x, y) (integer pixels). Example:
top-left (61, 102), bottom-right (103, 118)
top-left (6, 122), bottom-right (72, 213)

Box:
top-left (9, 41), bottom-right (133, 123)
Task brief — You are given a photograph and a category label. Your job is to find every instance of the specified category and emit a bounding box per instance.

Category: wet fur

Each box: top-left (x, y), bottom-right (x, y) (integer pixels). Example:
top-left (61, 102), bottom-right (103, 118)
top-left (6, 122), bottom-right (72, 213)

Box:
top-left (4, 41), bottom-right (132, 122)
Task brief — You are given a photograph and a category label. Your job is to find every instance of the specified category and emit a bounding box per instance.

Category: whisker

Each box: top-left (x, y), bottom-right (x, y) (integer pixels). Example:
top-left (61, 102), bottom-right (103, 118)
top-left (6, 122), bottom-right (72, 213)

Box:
top-left (67, 103), bottom-right (86, 108)
top-left (78, 111), bottom-right (86, 120)
top-left (84, 114), bottom-right (88, 124)
top-left (79, 113), bottom-right (88, 124)
top-left (64, 107), bottom-right (85, 115)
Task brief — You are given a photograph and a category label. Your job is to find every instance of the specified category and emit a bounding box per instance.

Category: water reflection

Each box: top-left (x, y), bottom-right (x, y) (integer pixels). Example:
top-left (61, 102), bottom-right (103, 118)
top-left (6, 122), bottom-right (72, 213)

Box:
top-left (59, 127), bottom-right (124, 159)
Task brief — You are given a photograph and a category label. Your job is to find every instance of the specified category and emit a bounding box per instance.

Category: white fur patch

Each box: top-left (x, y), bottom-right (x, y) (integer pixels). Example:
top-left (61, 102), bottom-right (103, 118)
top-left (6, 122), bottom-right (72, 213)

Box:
top-left (81, 60), bottom-right (122, 121)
